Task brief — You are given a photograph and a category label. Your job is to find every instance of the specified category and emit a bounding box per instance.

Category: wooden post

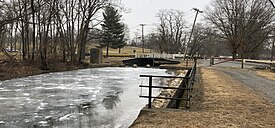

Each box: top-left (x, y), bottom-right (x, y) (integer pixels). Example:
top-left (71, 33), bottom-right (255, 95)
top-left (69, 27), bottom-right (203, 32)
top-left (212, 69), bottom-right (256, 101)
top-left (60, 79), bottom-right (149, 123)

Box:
top-left (241, 52), bottom-right (244, 69)
top-left (153, 54), bottom-right (155, 67)
top-left (210, 58), bottom-right (214, 66)
top-left (148, 76), bottom-right (152, 108)
top-left (241, 59), bottom-right (244, 69)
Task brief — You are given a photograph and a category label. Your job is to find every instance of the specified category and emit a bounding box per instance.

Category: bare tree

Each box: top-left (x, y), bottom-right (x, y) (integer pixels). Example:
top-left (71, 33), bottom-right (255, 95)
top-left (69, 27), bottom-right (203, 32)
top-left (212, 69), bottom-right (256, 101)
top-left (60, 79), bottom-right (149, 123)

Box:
top-left (30, 0), bottom-right (35, 61)
top-left (76, 0), bottom-right (110, 63)
top-left (188, 23), bottom-right (207, 57)
top-left (0, 0), bottom-right (123, 69)
top-left (0, 0), bottom-right (21, 62)
top-left (156, 9), bottom-right (187, 53)
top-left (205, 0), bottom-right (275, 59)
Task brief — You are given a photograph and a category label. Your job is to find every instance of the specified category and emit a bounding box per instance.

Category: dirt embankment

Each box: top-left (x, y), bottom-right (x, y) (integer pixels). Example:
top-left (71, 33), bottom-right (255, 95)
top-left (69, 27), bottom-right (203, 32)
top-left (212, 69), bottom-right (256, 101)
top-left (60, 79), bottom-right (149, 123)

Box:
top-left (0, 58), bottom-right (124, 81)
top-left (0, 62), bottom-right (43, 81)
top-left (130, 68), bottom-right (275, 128)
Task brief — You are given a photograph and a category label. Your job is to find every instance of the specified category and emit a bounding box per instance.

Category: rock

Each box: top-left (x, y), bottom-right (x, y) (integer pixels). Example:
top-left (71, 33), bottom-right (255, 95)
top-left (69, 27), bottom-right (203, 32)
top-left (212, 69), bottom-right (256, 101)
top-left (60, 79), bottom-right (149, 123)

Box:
top-left (133, 64), bottom-right (138, 68)
top-left (151, 70), bottom-right (188, 108)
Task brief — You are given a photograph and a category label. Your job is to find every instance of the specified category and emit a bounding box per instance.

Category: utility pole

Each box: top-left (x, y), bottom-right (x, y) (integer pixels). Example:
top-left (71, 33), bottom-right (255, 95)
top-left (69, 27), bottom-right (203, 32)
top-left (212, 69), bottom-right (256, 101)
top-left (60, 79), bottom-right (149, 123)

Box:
top-left (184, 8), bottom-right (203, 67)
top-left (140, 24), bottom-right (145, 53)
top-left (134, 29), bottom-right (139, 46)
top-left (184, 8), bottom-right (203, 59)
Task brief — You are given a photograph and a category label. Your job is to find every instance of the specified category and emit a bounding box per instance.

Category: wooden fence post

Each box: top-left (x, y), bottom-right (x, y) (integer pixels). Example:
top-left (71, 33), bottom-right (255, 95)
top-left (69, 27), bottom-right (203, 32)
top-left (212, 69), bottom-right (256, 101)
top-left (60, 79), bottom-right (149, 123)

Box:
top-left (148, 76), bottom-right (152, 108)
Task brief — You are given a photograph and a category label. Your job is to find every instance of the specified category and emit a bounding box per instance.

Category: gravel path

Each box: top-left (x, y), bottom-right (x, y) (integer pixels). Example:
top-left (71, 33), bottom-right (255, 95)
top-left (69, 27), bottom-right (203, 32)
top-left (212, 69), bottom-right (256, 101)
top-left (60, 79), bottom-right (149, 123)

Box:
top-left (199, 59), bottom-right (275, 104)
top-left (213, 67), bottom-right (275, 104)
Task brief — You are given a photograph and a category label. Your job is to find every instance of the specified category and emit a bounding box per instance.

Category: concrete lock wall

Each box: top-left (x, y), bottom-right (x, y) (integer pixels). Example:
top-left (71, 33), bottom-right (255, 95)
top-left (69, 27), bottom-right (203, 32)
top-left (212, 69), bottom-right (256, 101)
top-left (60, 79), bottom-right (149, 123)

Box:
top-left (90, 48), bottom-right (103, 64)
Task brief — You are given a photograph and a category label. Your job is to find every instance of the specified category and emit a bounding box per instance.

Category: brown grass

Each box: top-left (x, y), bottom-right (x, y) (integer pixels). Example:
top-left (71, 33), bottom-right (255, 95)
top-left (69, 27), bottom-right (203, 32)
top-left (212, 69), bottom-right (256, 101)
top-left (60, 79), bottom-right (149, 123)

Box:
top-left (256, 70), bottom-right (275, 81)
top-left (160, 61), bottom-right (195, 70)
top-left (131, 68), bottom-right (275, 128)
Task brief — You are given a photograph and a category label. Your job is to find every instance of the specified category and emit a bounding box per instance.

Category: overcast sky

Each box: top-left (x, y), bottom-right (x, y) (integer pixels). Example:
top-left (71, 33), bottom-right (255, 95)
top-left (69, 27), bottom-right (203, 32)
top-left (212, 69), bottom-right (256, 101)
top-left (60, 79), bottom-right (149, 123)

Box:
top-left (120, 0), bottom-right (213, 38)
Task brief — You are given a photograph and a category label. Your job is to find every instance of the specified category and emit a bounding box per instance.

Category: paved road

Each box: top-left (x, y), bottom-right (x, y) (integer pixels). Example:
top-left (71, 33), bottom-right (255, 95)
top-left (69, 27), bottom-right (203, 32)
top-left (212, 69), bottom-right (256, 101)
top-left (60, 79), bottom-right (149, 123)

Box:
top-left (198, 59), bottom-right (275, 104)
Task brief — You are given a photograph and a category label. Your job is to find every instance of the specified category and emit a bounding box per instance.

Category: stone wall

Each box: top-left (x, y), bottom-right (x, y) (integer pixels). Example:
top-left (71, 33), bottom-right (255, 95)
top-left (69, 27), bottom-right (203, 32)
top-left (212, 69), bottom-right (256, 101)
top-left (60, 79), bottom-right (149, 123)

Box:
top-left (152, 70), bottom-right (188, 108)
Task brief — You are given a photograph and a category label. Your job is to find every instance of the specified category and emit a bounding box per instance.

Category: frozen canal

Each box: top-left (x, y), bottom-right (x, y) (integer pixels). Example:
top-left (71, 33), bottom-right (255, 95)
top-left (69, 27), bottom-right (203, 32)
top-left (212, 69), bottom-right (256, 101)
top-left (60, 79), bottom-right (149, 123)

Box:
top-left (0, 67), bottom-right (169, 128)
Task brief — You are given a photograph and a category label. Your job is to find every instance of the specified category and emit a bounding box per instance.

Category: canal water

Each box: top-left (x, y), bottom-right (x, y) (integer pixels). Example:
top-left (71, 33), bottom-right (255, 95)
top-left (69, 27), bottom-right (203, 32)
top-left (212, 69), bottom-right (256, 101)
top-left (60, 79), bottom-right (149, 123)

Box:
top-left (0, 67), bottom-right (169, 128)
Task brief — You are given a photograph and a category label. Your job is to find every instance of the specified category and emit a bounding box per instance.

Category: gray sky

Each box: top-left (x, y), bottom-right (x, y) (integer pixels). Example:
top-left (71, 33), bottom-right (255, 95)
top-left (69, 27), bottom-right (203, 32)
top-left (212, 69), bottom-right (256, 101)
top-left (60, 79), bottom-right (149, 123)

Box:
top-left (121, 0), bottom-right (213, 38)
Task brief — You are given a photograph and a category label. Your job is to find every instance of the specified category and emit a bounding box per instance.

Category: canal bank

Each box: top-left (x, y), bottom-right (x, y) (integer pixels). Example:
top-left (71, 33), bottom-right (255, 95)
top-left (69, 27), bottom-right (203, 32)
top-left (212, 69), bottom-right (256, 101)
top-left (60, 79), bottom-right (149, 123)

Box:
top-left (0, 58), bottom-right (124, 81)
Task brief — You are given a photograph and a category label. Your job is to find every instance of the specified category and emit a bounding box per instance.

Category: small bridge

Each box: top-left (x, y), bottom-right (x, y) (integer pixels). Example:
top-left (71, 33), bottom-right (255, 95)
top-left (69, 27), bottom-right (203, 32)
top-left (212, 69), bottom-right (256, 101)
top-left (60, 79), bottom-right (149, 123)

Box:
top-left (122, 58), bottom-right (180, 67)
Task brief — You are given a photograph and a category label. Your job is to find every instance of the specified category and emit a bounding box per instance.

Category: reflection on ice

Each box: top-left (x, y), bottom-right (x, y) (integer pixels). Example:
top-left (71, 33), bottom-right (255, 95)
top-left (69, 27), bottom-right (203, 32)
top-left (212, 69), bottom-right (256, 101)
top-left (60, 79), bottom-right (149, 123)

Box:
top-left (0, 67), bottom-right (169, 128)
top-left (102, 90), bottom-right (122, 110)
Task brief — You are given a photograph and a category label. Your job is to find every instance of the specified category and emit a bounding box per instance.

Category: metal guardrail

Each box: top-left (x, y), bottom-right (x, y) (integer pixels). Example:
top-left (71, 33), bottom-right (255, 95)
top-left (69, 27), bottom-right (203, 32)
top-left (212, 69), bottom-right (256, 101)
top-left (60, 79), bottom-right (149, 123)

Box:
top-left (139, 62), bottom-right (197, 109)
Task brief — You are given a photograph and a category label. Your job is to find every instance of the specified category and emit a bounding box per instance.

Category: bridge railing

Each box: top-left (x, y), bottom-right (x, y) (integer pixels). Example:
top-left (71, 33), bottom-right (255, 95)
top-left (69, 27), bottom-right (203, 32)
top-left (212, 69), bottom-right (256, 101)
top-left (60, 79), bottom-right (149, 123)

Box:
top-left (139, 62), bottom-right (197, 109)
top-left (136, 53), bottom-right (184, 59)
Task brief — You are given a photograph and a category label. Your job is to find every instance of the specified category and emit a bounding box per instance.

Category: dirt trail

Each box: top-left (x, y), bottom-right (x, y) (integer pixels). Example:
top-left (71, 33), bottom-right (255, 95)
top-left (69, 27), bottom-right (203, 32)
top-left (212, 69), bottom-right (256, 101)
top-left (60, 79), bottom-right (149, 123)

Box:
top-left (131, 68), bottom-right (275, 128)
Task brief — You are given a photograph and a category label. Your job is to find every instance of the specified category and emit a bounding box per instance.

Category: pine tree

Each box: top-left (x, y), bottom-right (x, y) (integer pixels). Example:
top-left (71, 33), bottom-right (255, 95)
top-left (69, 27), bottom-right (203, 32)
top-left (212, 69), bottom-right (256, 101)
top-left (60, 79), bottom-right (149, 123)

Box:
top-left (101, 6), bottom-right (125, 57)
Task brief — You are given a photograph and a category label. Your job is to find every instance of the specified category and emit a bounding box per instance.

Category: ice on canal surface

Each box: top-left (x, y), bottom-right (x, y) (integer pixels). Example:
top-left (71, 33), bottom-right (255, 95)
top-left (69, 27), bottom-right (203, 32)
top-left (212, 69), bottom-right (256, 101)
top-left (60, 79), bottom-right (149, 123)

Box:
top-left (0, 67), bottom-right (169, 128)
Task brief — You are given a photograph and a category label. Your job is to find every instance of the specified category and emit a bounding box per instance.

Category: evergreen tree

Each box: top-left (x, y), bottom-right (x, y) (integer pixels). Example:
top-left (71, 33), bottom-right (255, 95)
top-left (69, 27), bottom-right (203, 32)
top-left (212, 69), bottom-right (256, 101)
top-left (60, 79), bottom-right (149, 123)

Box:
top-left (101, 5), bottom-right (125, 57)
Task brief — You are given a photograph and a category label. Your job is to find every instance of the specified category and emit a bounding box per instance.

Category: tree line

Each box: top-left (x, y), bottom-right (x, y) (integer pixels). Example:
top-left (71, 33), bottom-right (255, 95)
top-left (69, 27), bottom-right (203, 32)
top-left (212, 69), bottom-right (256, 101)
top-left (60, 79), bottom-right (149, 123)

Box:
top-left (137, 0), bottom-right (275, 59)
top-left (0, 0), bottom-right (126, 69)
top-left (1, 0), bottom-right (275, 67)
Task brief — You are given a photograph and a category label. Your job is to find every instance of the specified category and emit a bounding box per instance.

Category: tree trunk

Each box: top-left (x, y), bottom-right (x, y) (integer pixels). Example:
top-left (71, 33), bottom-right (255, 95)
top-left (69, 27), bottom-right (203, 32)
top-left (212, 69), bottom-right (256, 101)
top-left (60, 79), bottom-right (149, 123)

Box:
top-left (106, 43), bottom-right (109, 58)
top-left (10, 23), bottom-right (13, 51)
top-left (271, 41), bottom-right (274, 62)
top-left (31, 0), bottom-right (35, 61)
top-left (232, 50), bottom-right (237, 59)
top-left (24, 0), bottom-right (30, 60)
top-left (77, 22), bottom-right (89, 63)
